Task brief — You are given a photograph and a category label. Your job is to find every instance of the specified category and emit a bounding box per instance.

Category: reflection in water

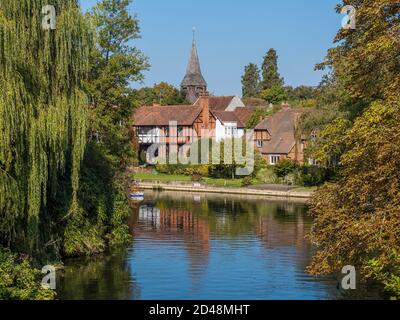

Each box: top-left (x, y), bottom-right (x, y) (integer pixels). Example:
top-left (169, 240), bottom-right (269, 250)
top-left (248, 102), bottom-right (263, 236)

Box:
top-left (58, 191), bottom-right (383, 300)
top-left (57, 248), bottom-right (139, 300)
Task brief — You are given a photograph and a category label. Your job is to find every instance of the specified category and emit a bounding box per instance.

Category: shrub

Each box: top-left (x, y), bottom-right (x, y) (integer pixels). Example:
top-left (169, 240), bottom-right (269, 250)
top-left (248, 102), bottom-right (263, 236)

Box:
top-left (241, 176), bottom-right (253, 187)
top-left (0, 247), bottom-right (55, 300)
top-left (273, 159), bottom-right (299, 178)
top-left (256, 167), bottom-right (283, 184)
top-left (295, 165), bottom-right (331, 187)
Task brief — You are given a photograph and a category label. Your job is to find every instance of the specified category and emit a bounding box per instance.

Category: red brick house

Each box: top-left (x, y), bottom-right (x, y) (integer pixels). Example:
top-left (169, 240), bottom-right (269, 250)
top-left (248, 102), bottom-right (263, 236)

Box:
top-left (132, 95), bottom-right (216, 160)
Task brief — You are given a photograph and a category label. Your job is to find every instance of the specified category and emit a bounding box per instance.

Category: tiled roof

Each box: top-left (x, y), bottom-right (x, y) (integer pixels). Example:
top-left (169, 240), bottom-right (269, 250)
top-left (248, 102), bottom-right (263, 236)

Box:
top-left (256, 108), bottom-right (304, 155)
top-left (234, 107), bottom-right (257, 126)
top-left (211, 107), bottom-right (257, 128)
top-left (212, 110), bottom-right (243, 127)
top-left (133, 105), bottom-right (203, 126)
top-left (194, 96), bottom-right (235, 111)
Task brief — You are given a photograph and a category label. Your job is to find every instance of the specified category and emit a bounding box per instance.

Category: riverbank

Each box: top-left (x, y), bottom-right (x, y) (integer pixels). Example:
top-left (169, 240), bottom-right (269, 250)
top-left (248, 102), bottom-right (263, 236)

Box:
top-left (137, 181), bottom-right (314, 199)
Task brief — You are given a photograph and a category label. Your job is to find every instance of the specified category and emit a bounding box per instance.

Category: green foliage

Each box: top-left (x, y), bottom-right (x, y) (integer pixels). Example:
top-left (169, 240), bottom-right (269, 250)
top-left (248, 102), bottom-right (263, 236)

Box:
top-left (294, 166), bottom-right (331, 187)
top-left (261, 48), bottom-right (284, 90)
top-left (286, 85), bottom-right (316, 102)
top-left (241, 176), bottom-right (253, 187)
top-left (241, 63), bottom-right (261, 98)
top-left (0, 0), bottom-right (92, 253)
top-left (0, 247), bottom-right (55, 300)
top-left (273, 159), bottom-right (299, 178)
top-left (63, 144), bottom-right (131, 257)
top-left (87, 0), bottom-right (149, 168)
top-left (155, 163), bottom-right (211, 178)
top-left (366, 254), bottom-right (400, 299)
top-left (245, 107), bottom-right (271, 129)
top-left (255, 167), bottom-right (282, 185)
top-left (260, 85), bottom-right (287, 104)
top-left (134, 82), bottom-right (186, 106)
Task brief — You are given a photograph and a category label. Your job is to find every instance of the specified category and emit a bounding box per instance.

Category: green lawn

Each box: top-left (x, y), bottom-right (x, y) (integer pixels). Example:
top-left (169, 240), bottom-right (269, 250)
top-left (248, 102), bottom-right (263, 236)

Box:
top-left (133, 172), bottom-right (316, 191)
top-left (202, 177), bottom-right (243, 188)
top-left (133, 172), bottom-right (192, 182)
top-left (291, 186), bottom-right (318, 193)
top-left (133, 172), bottom-right (243, 188)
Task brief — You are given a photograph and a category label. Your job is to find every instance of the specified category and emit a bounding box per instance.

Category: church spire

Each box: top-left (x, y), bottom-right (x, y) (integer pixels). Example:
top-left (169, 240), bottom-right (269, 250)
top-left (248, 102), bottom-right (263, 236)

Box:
top-left (181, 31), bottom-right (207, 103)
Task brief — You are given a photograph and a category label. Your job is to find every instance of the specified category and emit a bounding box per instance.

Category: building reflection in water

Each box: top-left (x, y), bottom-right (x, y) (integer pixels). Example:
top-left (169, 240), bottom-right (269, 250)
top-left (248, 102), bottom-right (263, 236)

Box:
top-left (58, 191), bottom-right (384, 300)
top-left (128, 191), bottom-right (315, 297)
top-left (130, 202), bottom-right (211, 293)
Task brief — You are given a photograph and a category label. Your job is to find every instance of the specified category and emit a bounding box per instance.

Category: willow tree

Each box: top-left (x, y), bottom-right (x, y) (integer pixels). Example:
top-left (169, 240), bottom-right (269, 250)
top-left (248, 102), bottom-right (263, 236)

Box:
top-left (0, 0), bottom-right (92, 254)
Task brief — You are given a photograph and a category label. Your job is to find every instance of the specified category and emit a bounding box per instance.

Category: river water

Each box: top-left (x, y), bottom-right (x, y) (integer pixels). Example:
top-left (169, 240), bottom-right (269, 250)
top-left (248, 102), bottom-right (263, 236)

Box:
top-left (57, 191), bottom-right (383, 300)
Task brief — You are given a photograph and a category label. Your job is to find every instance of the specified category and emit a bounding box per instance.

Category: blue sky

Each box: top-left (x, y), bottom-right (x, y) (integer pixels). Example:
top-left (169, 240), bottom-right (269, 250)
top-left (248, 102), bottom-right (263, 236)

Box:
top-left (80, 0), bottom-right (341, 96)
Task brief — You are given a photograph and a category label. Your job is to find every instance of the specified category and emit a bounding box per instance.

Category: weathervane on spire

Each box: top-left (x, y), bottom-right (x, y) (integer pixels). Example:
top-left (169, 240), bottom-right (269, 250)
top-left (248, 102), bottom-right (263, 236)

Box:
top-left (192, 27), bottom-right (196, 42)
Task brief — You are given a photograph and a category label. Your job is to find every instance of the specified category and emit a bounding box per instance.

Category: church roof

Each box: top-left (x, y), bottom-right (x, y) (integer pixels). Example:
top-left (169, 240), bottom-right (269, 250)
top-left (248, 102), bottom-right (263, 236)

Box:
top-left (181, 40), bottom-right (207, 87)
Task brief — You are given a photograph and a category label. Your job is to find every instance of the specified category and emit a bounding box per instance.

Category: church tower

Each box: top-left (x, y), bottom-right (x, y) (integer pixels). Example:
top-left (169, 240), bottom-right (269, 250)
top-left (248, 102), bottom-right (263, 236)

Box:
top-left (181, 34), bottom-right (207, 104)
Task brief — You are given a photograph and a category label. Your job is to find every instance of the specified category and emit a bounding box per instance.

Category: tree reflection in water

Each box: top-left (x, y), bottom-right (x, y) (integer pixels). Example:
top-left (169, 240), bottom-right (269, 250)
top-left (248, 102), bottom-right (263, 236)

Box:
top-left (58, 191), bottom-right (384, 300)
top-left (57, 248), bottom-right (139, 300)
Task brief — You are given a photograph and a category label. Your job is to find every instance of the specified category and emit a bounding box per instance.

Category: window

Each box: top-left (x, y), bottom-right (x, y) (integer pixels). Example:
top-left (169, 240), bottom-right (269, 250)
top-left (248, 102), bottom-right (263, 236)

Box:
top-left (256, 140), bottom-right (263, 148)
top-left (309, 158), bottom-right (318, 166)
top-left (270, 155), bottom-right (281, 165)
top-left (225, 123), bottom-right (238, 137)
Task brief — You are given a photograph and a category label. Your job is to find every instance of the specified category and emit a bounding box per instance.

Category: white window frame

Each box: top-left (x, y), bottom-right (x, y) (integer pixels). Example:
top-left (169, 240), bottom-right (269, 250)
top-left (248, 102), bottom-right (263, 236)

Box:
top-left (270, 155), bottom-right (281, 165)
top-left (256, 140), bottom-right (263, 148)
top-left (224, 123), bottom-right (238, 138)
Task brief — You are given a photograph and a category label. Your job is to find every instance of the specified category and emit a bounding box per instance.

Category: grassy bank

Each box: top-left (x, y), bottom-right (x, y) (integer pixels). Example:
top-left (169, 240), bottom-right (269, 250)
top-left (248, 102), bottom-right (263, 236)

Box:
top-left (133, 172), bottom-right (244, 188)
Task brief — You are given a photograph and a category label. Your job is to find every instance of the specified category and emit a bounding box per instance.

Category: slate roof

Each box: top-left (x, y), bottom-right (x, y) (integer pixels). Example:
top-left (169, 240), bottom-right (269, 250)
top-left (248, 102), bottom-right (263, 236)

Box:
top-left (133, 105), bottom-right (203, 126)
top-left (255, 108), bottom-right (304, 155)
top-left (181, 40), bottom-right (207, 87)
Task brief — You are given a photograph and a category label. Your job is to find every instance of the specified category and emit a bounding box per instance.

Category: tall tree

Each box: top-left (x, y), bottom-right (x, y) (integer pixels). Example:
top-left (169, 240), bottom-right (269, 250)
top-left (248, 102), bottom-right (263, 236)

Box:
top-left (241, 63), bottom-right (261, 98)
top-left (308, 0), bottom-right (400, 298)
top-left (0, 0), bottom-right (92, 253)
top-left (261, 48), bottom-right (284, 90)
top-left (134, 82), bottom-right (186, 106)
top-left (87, 0), bottom-right (149, 167)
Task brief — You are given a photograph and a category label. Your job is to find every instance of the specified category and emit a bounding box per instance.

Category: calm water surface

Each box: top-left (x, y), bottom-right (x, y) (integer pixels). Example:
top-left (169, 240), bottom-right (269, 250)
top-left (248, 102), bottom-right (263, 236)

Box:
top-left (57, 191), bottom-right (382, 300)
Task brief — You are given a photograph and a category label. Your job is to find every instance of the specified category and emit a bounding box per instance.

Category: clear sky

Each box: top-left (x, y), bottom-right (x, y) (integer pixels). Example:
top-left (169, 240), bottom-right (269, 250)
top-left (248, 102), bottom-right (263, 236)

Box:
top-left (80, 0), bottom-right (341, 96)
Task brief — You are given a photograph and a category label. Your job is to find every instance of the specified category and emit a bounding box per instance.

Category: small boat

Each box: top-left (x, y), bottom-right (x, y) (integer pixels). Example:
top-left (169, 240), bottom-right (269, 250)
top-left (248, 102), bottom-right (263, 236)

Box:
top-left (129, 183), bottom-right (145, 202)
top-left (129, 192), bottom-right (144, 202)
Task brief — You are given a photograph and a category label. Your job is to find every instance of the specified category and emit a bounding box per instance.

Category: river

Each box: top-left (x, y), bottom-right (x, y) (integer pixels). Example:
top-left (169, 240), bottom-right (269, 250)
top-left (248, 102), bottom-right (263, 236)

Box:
top-left (56, 190), bottom-right (383, 300)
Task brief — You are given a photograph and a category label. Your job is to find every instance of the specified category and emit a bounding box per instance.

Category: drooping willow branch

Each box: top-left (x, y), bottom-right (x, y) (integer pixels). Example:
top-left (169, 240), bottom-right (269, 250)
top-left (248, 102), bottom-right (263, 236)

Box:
top-left (0, 0), bottom-right (93, 252)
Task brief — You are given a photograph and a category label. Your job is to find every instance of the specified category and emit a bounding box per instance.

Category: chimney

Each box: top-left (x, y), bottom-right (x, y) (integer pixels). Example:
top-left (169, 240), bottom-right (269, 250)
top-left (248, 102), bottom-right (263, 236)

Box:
top-left (198, 92), bottom-right (210, 129)
top-left (153, 102), bottom-right (161, 107)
